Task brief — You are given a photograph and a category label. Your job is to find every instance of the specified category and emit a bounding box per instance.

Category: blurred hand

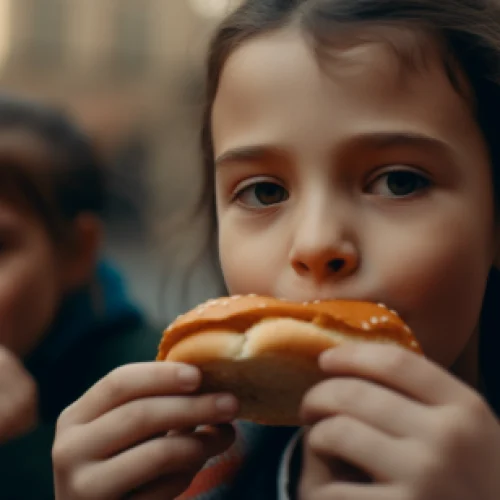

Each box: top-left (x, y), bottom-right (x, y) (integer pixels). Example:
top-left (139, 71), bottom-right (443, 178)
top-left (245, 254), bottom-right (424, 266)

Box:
top-left (52, 362), bottom-right (239, 500)
top-left (0, 346), bottom-right (38, 443)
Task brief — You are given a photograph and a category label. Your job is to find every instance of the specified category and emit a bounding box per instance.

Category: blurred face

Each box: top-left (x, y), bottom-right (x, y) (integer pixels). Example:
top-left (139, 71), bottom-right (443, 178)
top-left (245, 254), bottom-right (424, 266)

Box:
top-left (0, 131), bottom-right (66, 358)
top-left (213, 27), bottom-right (498, 369)
top-left (0, 199), bottom-right (63, 357)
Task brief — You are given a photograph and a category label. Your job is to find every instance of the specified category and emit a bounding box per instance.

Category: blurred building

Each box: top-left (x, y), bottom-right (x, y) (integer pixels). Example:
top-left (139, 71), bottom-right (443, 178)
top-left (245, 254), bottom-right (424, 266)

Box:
top-left (3, 0), bottom-right (208, 128)
top-left (0, 0), bottom-right (242, 320)
top-left (0, 0), bottom-right (240, 231)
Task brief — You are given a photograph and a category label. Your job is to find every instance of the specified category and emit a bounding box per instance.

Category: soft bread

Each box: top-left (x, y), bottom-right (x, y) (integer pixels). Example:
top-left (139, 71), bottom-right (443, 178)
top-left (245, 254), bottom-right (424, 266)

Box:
top-left (157, 295), bottom-right (421, 426)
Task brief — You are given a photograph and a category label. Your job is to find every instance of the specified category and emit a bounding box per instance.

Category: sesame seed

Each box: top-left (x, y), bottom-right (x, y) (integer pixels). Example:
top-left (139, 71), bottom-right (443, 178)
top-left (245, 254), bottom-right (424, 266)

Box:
top-left (404, 325), bottom-right (411, 333)
top-left (390, 309), bottom-right (399, 316)
top-left (370, 317), bottom-right (379, 324)
top-left (258, 303), bottom-right (267, 308)
top-left (313, 300), bottom-right (321, 304)
top-left (248, 294), bottom-right (257, 298)
top-left (221, 300), bottom-right (229, 306)
top-left (380, 316), bottom-right (389, 323)
top-left (377, 303), bottom-right (386, 308)
top-left (362, 322), bottom-right (370, 330)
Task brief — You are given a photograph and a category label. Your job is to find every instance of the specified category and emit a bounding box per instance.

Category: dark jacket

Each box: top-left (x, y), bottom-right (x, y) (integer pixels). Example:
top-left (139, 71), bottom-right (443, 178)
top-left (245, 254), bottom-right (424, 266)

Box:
top-left (0, 262), bottom-right (161, 500)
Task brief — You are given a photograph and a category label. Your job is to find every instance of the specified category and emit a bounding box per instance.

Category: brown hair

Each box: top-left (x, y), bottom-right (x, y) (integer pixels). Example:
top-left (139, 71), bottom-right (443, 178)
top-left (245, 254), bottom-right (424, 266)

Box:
top-left (0, 93), bottom-right (105, 244)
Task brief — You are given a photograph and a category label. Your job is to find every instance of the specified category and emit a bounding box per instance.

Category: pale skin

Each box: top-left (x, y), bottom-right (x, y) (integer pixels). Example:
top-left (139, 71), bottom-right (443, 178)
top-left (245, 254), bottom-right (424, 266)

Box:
top-left (53, 24), bottom-right (500, 500)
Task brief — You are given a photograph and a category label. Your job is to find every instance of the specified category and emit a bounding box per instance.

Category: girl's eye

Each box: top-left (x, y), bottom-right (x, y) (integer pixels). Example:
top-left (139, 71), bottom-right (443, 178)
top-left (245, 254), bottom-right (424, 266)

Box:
top-left (235, 181), bottom-right (289, 207)
top-left (369, 170), bottom-right (430, 197)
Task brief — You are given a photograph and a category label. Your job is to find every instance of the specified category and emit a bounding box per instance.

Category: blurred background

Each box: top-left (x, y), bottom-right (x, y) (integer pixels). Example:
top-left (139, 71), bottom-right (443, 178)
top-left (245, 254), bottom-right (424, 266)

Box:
top-left (0, 0), bottom-right (243, 323)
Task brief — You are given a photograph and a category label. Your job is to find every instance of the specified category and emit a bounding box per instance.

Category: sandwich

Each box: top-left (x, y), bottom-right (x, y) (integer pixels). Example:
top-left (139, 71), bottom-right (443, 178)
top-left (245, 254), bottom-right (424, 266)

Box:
top-left (157, 295), bottom-right (421, 426)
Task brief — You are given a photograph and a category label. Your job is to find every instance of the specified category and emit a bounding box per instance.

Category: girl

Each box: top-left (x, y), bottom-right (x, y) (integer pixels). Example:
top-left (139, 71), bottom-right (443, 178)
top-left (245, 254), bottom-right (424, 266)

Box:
top-left (52, 1), bottom-right (500, 499)
top-left (0, 94), bottom-right (160, 500)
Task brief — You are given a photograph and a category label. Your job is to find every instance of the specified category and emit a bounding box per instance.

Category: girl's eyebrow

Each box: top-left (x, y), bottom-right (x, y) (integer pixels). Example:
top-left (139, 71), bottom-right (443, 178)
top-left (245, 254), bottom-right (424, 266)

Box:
top-left (215, 145), bottom-right (286, 168)
top-left (215, 131), bottom-right (453, 167)
top-left (351, 131), bottom-right (453, 157)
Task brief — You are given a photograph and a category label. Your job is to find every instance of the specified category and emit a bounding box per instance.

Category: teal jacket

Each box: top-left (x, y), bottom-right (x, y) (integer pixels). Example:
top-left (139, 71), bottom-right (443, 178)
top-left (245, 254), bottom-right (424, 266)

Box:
top-left (0, 262), bottom-right (162, 500)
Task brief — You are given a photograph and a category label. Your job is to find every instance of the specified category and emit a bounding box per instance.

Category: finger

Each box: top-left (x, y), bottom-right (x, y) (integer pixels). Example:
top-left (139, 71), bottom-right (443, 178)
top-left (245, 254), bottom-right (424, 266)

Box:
top-left (301, 377), bottom-right (430, 438)
top-left (58, 362), bottom-right (202, 427)
top-left (319, 343), bottom-right (474, 405)
top-left (168, 427), bottom-right (196, 437)
top-left (0, 353), bottom-right (38, 441)
top-left (57, 394), bottom-right (239, 459)
top-left (128, 473), bottom-right (194, 500)
top-left (170, 424), bottom-right (213, 436)
top-left (0, 380), bottom-right (38, 439)
top-left (68, 424), bottom-right (235, 499)
top-left (0, 346), bottom-right (22, 374)
top-left (300, 433), bottom-right (356, 491)
top-left (307, 416), bottom-right (411, 482)
top-left (306, 483), bottom-right (402, 500)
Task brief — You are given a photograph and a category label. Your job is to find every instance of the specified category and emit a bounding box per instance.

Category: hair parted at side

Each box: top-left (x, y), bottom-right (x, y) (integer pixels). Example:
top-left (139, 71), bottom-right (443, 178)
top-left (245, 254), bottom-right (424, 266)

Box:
top-left (200, 0), bottom-right (500, 231)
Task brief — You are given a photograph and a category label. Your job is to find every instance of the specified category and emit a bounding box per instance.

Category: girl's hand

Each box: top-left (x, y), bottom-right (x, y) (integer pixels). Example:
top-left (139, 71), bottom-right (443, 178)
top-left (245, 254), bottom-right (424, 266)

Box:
top-left (0, 346), bottom-right (37, 443)
top-left (52, 362), bottom-right (239, 500)
top-left (298, 343), bottom-right (500, 500)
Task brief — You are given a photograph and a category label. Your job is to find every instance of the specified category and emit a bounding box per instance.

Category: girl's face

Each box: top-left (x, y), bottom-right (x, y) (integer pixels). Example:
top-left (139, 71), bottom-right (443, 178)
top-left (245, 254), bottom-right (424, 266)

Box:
top-left (213, 27), bottom-right (498, 369)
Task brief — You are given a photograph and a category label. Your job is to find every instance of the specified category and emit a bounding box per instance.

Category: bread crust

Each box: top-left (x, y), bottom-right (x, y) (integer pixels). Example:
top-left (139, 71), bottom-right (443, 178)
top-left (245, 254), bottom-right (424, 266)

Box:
top-left (157, 296), bottom-right (421, 425)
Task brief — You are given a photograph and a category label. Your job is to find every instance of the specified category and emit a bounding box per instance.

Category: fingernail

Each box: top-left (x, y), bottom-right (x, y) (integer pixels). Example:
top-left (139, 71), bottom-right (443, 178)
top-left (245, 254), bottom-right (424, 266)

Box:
top-left (215, 394), bottom-right (238, 416)
top-left (177, 365), bottom-right (200, 389)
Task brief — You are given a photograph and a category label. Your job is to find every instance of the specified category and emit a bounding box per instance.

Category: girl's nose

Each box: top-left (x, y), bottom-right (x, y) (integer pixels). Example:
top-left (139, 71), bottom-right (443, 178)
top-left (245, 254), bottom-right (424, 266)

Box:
top-left (290, 243), bottom-right (359, 282)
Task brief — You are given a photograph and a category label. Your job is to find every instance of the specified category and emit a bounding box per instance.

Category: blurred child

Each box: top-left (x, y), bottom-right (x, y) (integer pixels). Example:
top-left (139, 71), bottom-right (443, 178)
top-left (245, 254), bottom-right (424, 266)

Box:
top-left (0, 94), bottom-right (160, 499)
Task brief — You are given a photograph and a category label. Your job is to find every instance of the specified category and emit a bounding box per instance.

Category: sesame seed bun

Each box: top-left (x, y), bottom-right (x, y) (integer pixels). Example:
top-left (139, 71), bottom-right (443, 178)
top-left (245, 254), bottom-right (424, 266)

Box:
top-left (157, 295), bottom-right (421, 426)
